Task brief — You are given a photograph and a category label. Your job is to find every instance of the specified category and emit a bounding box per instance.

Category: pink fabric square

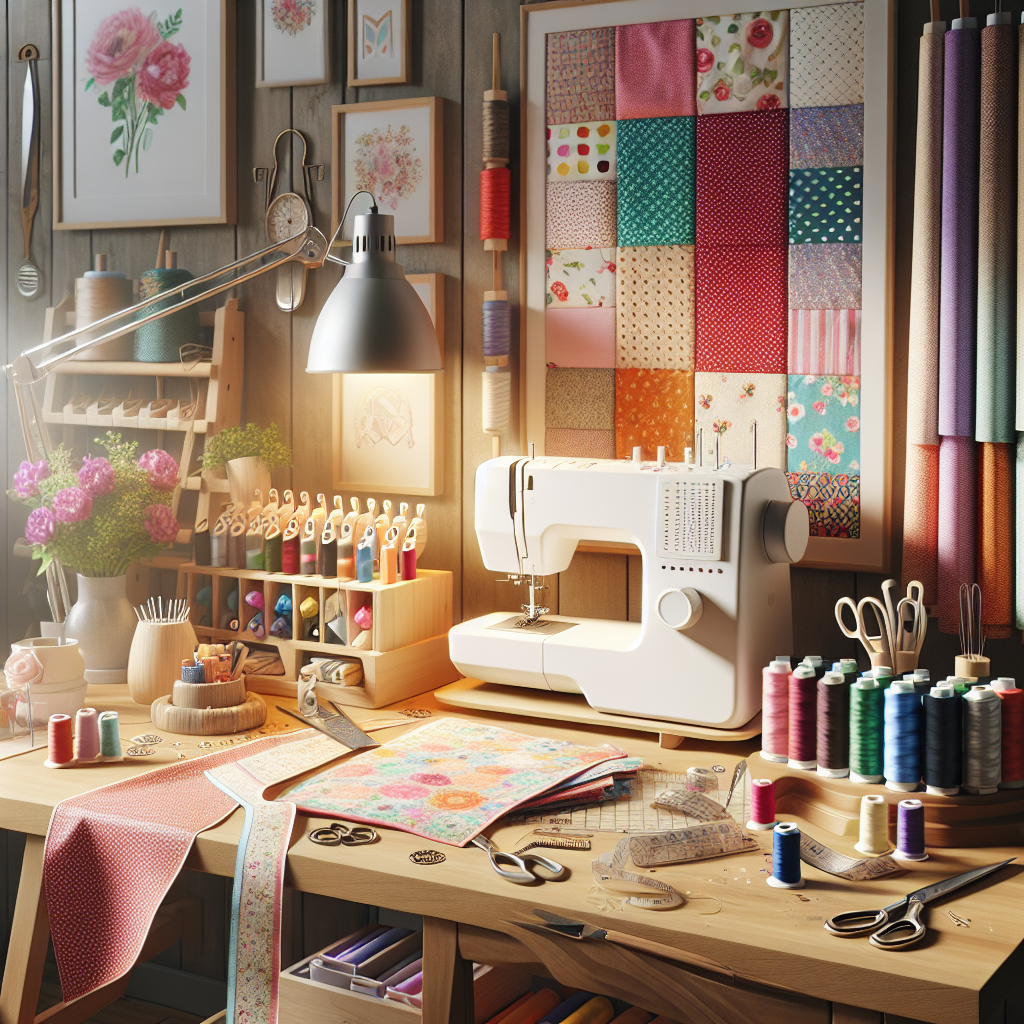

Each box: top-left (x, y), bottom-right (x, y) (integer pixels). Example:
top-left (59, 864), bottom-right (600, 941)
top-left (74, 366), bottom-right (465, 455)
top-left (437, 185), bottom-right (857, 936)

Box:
top-left (616, 20), bottom-right (696, 119)
top-left (546, 307), bottom-right (616, 367)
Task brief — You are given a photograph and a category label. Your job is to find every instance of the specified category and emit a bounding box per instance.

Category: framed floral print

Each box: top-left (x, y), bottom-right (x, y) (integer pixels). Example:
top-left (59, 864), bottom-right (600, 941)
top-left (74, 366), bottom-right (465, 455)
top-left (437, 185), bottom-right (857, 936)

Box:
top-left (54, 0), bottom-right (236, 229)
top-left (347, 0), bottom-right (411, 87)
top-left (256, 0), bottom-right (331, 88)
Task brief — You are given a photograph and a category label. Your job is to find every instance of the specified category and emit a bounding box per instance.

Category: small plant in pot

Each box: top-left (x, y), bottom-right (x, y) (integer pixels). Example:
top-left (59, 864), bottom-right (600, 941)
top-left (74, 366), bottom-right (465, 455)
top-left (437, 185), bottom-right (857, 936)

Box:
top-left (201, 422), bottom-right (293, 504)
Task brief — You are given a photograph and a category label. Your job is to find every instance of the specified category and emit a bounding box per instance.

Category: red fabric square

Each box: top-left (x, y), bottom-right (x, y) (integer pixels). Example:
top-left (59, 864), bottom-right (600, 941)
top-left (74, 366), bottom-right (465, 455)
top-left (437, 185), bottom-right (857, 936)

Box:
top-left (616, 20), bottom-right (696, 119)
top-left (695, 109), bottom-right (789, 247)
top-left (695, 245), bottom-right (788, 372)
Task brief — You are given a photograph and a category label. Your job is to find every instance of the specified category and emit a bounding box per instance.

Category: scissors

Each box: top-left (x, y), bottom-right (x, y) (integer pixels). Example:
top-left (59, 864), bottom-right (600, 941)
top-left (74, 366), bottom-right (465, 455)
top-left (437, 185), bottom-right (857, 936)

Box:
top-left (308, 821), bottom-right (379, 846)
top-left (824, 858), bottom-right (1014, 949)
top-left (471, 834), bottom-right (566, 885)
top-left (835, 595), bottom-right (895, 668)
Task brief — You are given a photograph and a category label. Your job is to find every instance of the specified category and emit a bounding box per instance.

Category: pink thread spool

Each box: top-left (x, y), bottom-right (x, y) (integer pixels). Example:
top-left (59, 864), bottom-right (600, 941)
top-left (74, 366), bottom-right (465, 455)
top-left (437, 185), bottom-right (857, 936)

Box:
top-left (73, 707), bottom-right (100, 761)
top-left (47, 714), bottom-right (74, 766)
top-left (788, 665), bottom-right (818, 770)
top-left (761, 657), bottom-right (791, 763)
top-left (747, 778), bottom-right (777, 830)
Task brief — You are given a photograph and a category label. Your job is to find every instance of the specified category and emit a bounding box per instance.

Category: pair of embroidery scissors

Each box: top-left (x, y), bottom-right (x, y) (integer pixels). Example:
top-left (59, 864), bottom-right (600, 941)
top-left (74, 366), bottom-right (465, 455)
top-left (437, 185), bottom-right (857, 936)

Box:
top-left (835, 595), bottom-right (894, 668)
top-left (823, 859), bottom-right (1014, 949)
top-left (308, 821), bottom-right (379, 847)
top-left (471, 834), bottom-right (566, 885)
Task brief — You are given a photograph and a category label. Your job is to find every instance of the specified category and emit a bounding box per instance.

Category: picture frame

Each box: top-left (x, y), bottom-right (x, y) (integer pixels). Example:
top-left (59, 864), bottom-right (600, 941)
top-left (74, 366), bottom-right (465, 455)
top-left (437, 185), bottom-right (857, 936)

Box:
top-left (521, 0), bottom-right (894, 572)
top-left (332, 273), bottom-right (445, 496)
top-left (256, 0), bottom-right (331, 88)
top-left (347, 0), bottom-right (411, 87)
top-left (53, 0), bottom-right (236, 229)
top-left (331, 97), bottom-right (442, 245)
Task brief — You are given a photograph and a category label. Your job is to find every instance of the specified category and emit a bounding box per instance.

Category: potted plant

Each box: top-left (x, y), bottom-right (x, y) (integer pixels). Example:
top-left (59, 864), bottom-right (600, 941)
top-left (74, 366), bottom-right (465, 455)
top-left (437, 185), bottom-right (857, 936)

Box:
top-left (201, 422), bottom-right (293, 504)
top-left (10, 432), bottom-right (182, 683)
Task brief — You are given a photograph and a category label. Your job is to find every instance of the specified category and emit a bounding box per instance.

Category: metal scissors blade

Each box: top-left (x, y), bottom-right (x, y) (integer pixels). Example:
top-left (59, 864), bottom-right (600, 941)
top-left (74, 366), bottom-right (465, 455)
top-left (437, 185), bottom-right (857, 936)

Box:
top-left (471, 834), bottom-right (566, 885)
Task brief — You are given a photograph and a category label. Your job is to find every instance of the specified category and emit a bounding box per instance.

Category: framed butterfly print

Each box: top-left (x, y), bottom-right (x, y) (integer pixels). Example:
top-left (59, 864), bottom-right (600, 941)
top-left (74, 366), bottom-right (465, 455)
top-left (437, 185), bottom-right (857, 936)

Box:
top-left (256, 0), bottom-right (331, 88)
top-left (347, 0), bottom-right (411, 87)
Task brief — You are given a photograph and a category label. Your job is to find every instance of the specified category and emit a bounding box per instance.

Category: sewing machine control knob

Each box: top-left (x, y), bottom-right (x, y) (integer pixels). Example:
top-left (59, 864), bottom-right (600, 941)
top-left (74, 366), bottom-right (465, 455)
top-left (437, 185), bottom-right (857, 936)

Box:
top-left (762, 500), bottom-right (810, 564)
top-left (656, 587), bottom-right (703, 631)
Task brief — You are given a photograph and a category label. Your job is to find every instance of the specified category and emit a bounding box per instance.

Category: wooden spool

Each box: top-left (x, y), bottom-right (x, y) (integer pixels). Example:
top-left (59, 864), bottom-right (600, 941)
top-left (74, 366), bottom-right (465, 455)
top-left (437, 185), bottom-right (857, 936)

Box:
top-left (151, 691), bottom-right (267, 735)
top-left (171, 677), bottom-right (246, 710)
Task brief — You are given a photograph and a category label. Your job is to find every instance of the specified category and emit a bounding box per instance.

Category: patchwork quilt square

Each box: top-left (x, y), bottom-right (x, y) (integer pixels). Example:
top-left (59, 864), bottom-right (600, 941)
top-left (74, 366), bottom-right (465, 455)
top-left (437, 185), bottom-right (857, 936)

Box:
top-left (614, 368), bottom-right (695, 460)
top-left (547, 121), bottom-right (617, 181)
top-left (788, 243), bottom-right (862, 308)
top-left (547, 27), bottom-right (616, 124)
top-left (788, 309), bottom-right (861, 375)
top-left (790, 105), bottom-right (864, 168)
top-left (546, 367), bottom-right (615, 429)
top-left (694, 372), bottom-right (788, 469)
top-left (616, 19), bottom-right (696, 119)
top-left (786, 373), bottom-right (861, 475)
top-left (790, 3), bottom-right (865, 108)
top-left (547, 181), bottom-right (618, 249)
top-left (696, 11), bottom-right (789, 114)
top-left (788, 471), bottom-right (860, 538)
top-left (545, 428), bottom-right (616, 458)
top-left (789, 166), bottom-right (863, 244)
top-left (545, 307), bottom-right (616, 368)
top-left (546, 247), bottom-right (617, 308)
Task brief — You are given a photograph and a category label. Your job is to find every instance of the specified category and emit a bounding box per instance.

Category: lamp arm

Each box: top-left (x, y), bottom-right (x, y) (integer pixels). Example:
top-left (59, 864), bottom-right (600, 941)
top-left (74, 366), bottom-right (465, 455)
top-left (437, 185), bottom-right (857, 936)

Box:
top-left (323, 189), bottom-right (378, 267)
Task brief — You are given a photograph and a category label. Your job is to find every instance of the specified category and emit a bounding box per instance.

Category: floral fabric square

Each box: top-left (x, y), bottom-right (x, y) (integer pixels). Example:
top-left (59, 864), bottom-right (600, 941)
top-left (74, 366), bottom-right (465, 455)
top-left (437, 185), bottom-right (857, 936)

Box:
top-left (546, 367), bottom-right (615, 430)
top-left (695, 109), bottom-right (789, 247)
top-left (788, 243), bottom-right (862, 308)
top-left (614, 368), bottom-right (694, 460)
top-left (546, 181), bottom-right (618, 249)
top-left (695, 373), bottom-right (788, 469)
top-left (546, 307), bottom-right (616, 368)
top-left (547, 121), bottom-right (617, 181)
top-left (788, 471), bottom-right (860, 538)
top-left (786, 374), bottom-right (861, 475)
top-left (788, 309), bottom-right (861, 375)
top-left (615, 245), bottom-right (695, 369)
top-left (790, 3), bottom-right (865, 109)
top-left (616, 20), bottom-right (696, 119)
top-left (545, 428), bottom-right (616, 459)
top-left (616, 117), bottom-right (696, 247)
top-left (546, 247), bottom-right (616, 308)
top-left (789, 167), bottom-right (863, 244)
top-left (695, 11), bottom-right (789, 115)
top-left (547, 28), bottom-right (616, 125)
top-left (694, 245), bottom-right (788, 372)
top-left (790, 105), bottom-right (863, 168)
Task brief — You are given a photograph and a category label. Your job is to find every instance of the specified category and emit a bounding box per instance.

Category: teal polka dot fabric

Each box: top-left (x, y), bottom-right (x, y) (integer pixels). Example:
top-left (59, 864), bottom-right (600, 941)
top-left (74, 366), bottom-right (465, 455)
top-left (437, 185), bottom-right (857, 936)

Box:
top-left (788, 166), bottom-right (862, 243)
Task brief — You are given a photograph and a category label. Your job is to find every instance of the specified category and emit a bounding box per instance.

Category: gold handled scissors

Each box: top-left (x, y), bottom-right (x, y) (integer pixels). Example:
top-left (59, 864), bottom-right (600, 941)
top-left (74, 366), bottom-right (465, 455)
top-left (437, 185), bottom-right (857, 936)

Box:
top-left (835, 596), bottom-right (895, 668)
top-left (824, 859), bottom-right (1014, 950)
top-left (308, 821), bottom-right (378, 846)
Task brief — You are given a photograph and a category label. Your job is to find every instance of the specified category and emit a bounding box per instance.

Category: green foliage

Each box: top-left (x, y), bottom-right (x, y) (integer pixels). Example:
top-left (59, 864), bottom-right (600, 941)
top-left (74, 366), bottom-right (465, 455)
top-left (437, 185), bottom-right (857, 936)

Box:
top-left (159, 8), bottom-right (184, 38)
top-left (201, 423), bottom-right (293, 472)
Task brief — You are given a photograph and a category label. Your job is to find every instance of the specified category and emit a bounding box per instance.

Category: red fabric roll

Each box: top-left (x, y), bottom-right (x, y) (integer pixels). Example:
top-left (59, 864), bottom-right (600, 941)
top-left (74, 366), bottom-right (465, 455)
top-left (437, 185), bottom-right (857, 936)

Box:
top-left (937, 436), bottom-right (977, 634)
top-left (902, 442), bottom-right (939, 607)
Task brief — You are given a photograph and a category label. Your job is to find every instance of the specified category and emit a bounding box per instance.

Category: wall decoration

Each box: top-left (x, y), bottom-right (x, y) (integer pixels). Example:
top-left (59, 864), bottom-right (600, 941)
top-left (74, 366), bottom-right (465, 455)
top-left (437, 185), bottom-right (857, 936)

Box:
top-left (256, 0), bottom-right (330, 88)
top-left (331, 97), bottom-right (442, 245)
top-left (55, 0), bottom-right (236, 229)
top-left (523, 0), bottom-right (893, 571)
top-left (347, 0), bottom-right (411, 88)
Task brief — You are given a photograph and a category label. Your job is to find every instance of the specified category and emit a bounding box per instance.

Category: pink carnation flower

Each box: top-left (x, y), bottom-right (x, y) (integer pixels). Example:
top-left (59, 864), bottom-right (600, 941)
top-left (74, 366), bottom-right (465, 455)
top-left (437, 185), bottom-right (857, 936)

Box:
top-left (25, 506), bottom-right (55, 545)
top-left (52, 487), bottom-right (93, 524)
top-left (139, 449), bottom-right (179, 491)
top-left (13, 459), bottom-right (49, 499)
top-left (144, 504), bottom-right (180, 544)
top-left (85, 7), bottom-right (161, 86)
top-left (137, 40), bottom-right (191, 110)
top-left (78, 455), bottom-right (116, 497)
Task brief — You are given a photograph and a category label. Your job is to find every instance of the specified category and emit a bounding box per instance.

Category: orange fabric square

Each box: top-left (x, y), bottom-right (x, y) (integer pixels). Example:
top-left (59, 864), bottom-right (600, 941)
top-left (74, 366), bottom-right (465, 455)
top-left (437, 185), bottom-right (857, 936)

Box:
top-left (614, 369), bottom-right (695, 460)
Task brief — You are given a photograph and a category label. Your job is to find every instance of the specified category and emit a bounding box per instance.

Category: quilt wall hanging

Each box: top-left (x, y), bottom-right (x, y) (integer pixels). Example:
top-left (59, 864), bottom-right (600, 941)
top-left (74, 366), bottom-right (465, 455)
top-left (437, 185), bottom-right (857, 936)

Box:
top-left (523, 0), bottom-right (893, 570)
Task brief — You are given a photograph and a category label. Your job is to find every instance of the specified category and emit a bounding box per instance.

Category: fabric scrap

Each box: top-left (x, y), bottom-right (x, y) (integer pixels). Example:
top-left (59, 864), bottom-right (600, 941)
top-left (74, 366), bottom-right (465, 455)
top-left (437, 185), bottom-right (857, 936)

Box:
top-left (546, 247), bottom-right (616, 308)
top-left (614, 368), bottom-right (694, 460)
top-left (616, 20), bottom-right (696, 119)
top-left (545, 428), bottom-right (616, 459)
top-left (937, 436), bottom-right (977, 634)
top-left (545, 367), bottom-right (615, 430)
top-left (789, 166), bottom-right (863, 244)
top-left (977, 441), bottom-right (1014, 639)
top-left (786, 374), bottom-right (861, 476)
top-left (789, 243), bottom-right (862, 309)
top-left (788, 309), bottom-right (861, 375)
top-left (902, 442), bottom-right (939, 607)
top-left (545, 307), bottom-right (616, 368)
top-left (790, 3), bottom-right (865, 109)
top-left (787, 471), bottom-right (860, 538)
top-left (695, 372), bottom-right (788, 469)
top-left (547, 27), bottom-right (616, 125)
top-left (546, 181), bottom-right (618, 249)
top-left (790, 104), bottom-right (864, 168)
top-left (547, 121), bottom-right (617, 182)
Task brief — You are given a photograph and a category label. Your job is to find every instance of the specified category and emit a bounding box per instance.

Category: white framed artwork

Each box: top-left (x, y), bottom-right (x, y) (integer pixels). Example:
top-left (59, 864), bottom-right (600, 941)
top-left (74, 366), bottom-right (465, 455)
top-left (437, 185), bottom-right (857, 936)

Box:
top-left (54, 0), bottom-right (235, 228)
top-left (347, 0), bottom-right (411, 87)
top-left (256, 0), bottom-right (330, 88)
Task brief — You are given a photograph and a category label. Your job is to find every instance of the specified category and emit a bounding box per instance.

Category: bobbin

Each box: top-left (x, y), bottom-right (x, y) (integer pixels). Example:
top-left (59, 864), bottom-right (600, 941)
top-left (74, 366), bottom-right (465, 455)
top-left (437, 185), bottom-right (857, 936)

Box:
top-left (766, 823), bottom-right (805, 889)
top-left (855, 794), bottom-right (891, 856)
top-left (746, 778), bottom-right (777, 830)
top-left (892, 798), bottom-right (929, 862)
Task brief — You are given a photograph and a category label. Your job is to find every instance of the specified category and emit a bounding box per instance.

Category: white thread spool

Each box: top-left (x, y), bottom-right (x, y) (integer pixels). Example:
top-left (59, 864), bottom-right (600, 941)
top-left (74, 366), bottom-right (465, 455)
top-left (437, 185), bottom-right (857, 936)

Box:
top-left (482, 371), bottom-right (510, 432)
top-left (963, 684), bottom-right (1002, 794)
top-left (685, 766), bottom-right (717, 795)
top-left (854, 794), bottom-right (890, 855)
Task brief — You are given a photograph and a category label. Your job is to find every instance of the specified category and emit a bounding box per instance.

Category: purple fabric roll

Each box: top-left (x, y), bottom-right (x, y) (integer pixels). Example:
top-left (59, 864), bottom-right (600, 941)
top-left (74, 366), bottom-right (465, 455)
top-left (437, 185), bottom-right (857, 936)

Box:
top-left (937, 435), bottom-right (977, 633)
top-left (938, 25), bottom-right (981, 438)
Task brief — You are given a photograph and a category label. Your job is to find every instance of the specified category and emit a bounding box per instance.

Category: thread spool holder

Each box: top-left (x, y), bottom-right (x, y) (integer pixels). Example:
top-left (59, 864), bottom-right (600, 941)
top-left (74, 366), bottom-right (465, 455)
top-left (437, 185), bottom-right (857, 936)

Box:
top-left (955, 654), bottom-right (990, 680)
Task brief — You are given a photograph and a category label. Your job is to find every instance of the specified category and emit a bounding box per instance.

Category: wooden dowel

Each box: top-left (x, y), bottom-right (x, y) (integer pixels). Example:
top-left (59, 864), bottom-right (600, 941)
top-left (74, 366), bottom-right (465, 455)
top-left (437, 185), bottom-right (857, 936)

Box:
top-left (156, 228), bottom-right (168, 269)
top-left (930, 0), bottom-right (940, 21)
top-left (492, 250), bottom-right (502, 293)
top-left (959, 0), bottom-right (969, 18)
top-left (492, 33), bottom-right (500, 93)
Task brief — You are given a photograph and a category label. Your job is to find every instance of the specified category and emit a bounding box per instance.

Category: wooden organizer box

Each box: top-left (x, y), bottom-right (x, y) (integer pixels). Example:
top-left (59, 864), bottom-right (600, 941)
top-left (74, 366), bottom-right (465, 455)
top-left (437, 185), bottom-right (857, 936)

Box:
top-left (179, 563), bottom-right (457, 708)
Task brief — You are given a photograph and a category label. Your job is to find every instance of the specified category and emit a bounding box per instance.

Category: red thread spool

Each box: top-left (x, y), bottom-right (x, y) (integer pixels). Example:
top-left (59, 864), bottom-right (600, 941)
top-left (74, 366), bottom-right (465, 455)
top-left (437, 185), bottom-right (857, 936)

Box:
top-left (761, 658), bottom-right (791, 762)
top-left (480, 167), bottom-right (511, 241)
top-left (281, 534), bottom-right (300, 574)
top-left (47, 714), bottom-right (74, 765)
top-left (401, 543), bottom-right (417, 580)
top-left (788, 665), bottom-right (818, 769)
top-left (747, 778), bottom-right (777, 830)
top-left (992, 679), bottom-right (1024, 788)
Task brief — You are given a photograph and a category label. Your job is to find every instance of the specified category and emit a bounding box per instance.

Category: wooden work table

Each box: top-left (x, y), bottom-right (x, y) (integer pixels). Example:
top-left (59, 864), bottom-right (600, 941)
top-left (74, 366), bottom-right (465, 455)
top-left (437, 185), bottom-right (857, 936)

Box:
top-left (0, 686), bottom-right (1020, 1024)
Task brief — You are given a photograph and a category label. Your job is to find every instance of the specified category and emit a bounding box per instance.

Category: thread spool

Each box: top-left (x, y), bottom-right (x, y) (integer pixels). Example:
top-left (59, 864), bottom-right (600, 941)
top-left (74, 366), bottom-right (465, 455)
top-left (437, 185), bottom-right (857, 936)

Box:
top-left (760, 658), bottom-right (791, 762)
top-left (883, 680), bottom-right (923, 792)
top-left (98, 711), bottom-right (121, 757)
top-left (73, 255), bottom-right (134, 360)
top-left (787, 665), bottom-right (817, 769)
top-left (747, 778), bottom-right (777, 830)
top-left (47, 714), bottom-right (74, 766)
top-left (849, 676), bottom-right (884, 783)
top-left (838, 659), bottom-right (859, 687)
top-left (767, 823), bottom-right (804, 889)
top-left (906, 668), bottom-right (931, 696)
top-left (893, 798), bottom-right (928, 861)
top-left (802, 655), bottom-right (826, 679)
top-left (181, 664), bottom-right (205, 683)
top-left (480, 167), bottom-right (511, 241)
top-left (264, 529), bottom-right (282, 572)
top-left (482, 297), bottom-right (511, 360)
top-left (855, 794), bottom-right (890, 855)
top-left (872, 665), bottom-right (893, 690)
top-left (74, 708), bottom-right (101, 761)
top-left (963, 685), bottom-right (1002, 794)
top-left (685, 766), bottom-right (717, 794)
top-left (482, 370), bottom-right (511, 432)
top-left (281, 533), bottom-right (300, 574)
top-left (923, 685), bottom-right (962, 795)
top-left (227, 522), bottom-right (246, 569)
top-left (337, 538), bottom-right (355, 580)
top-left (319, 535), bottom-right (337, 577)
top-left (134, 254), bottom-right (200, 362)
top-left (990, 679), bottom-right (1024, 788)
top-left (482, 99), bottom-right (509, 164)
top-left (300, 534), bottom-right (317, 576)
top-left (816, 671), bottom-right (850, 778)
top-left (356, 542), bottom-right (374, 582)
top-left (401, 540), bottom-right (417, 580)
top-left (245, 540), bottom-right (265, 571)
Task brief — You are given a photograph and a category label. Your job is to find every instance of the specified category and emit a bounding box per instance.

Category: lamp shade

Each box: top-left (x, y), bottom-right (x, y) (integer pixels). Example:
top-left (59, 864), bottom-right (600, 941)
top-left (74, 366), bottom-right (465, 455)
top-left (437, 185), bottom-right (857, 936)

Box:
top-left (306, 210), bottom-right (442, 373)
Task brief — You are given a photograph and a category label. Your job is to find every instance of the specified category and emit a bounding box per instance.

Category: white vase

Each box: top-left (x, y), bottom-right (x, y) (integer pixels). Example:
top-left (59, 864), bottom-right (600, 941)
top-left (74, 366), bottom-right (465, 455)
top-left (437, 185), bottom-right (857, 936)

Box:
top-left (9, 637), bottom-right (88, 725)
top-left (64, 574), bottom-right (137, 684)
top-left (225, 457), bottom-right (271, 506)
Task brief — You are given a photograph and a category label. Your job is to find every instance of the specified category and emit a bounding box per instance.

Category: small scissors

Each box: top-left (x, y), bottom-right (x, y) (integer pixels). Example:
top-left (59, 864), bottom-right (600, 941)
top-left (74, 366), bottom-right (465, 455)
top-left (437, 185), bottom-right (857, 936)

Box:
top-left (824, 859), bottom-right (1014, 949)
top-left (308, 821), bottom-right (379, 846)
top-left (835, 595), bottom-right (895, 668)
top-left (471, 834), bottom-right (566, 885)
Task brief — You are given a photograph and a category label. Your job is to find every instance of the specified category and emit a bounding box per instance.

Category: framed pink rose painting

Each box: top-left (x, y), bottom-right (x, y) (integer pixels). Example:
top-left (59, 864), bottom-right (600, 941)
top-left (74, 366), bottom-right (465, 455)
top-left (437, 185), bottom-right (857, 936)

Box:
top-left (54, 1), bottom-right (236, 229)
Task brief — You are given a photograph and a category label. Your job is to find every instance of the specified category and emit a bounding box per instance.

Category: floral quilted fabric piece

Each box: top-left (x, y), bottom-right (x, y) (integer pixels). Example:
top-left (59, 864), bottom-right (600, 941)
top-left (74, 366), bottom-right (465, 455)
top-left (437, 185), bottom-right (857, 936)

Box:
top-left (786, 374), bottom-right (861, 475)
top-left (789, 243), bottom-right (862, 308)
top-left (282, 718), bottom-right (626, 846)
top-left (547, 27), bottom-right (616, 125)
top-left (790, 3), bottom-right (864, 109)
top-left (547, 247), bottom-right (616, 307)
top-left (695, 11), bottom-right (789, 114)
top-left (547, 181), bottom-right (618, 249)
top-left (546, 367), bottom-right (615, 429)
top-left (695, 373), bottom-right (787, 469)
top-left (789, 167), bottom-right (863, 244)
top-left (614, 368), bottom-right (694, 460)
top-left (788, 309), bottom-right (861, 375)
top-left (788, 471), bottom-right (860, 538)
top-left (547, 122), bottom-right (617, 181)
top-left (616, 20), bottom-right (696, 119)
top-left (545, 428), bottom-right (616, 458)
top-left (790, 105), bottom-right (863, 168)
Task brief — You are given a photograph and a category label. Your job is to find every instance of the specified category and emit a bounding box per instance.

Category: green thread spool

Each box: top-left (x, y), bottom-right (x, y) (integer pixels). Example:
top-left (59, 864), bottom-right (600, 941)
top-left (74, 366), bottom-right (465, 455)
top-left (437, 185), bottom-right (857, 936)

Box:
top-left (134, 252), bottom-right (200, 362)
top-left (98, 711), bottom-right (122, 758)
top-left (850, 677), bottom-right (883, 783)
top-left (264, 532), bottom-right (282, 572)
top-left (872, 666), bottom-right (893, 690)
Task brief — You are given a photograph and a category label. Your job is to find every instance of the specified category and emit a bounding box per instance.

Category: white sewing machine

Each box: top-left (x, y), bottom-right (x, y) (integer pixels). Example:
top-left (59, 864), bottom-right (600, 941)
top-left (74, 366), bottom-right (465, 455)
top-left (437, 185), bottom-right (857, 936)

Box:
top-left (448, 452), bottom-right (809, 730)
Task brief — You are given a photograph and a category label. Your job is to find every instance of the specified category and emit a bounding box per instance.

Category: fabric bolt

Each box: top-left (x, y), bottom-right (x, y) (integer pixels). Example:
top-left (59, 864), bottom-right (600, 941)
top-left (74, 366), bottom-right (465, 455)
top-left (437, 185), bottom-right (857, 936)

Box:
top-left (614, 368), bottom-right (694, 460)
top-left (977, 442), bottom-right (1014, 639)
top-left (694, 245), bottom-right (788, 372)
top-left (902, 442), bottom-right (940, 607)
top-left (615, 245), bottom-right (695, 369)
top-left (616, 20), bottom-right (696, 119)
top-left (545, 368), bottom-right (615, 430)
top-left (616, 117), bottom-right (695, 247)
top-left (546, 182), bottom-right (618, 250)
top-left (976, 23), bottom-right (1017, 444)
top-left (790, 3), bottom-right (865, 109)
top-left (938, 24), bottom-right (981, 439)
top-left (695, 109), bottom-right (789, 247)
top-left (694, 372), bottom-right (787, 468)
top-left (788, 243), bottom-right (862, 308)
top-left (906, 29), bottom-right (944, 448)
top-left (547, 122), bottom-right (617, 182)
top-left (787, 471), bottom-right (860, 538)
top-left (546, 247), bottom-right (616, 308)
top-left (786, 374), bottom-right (861, 475)
top-left (546, 28), bottom-right (616, 125)
top-left (1019, 27), bottom-right (1024, 432)
top-left (789, 167), bottom-right (863, 244)
top-left (545, 428), bottom-right (616, 458)
top-left (545, 307), bottom-right (616, 368)
top-left (790, 105), bottom-right (864, 168)
top-left (695, 11), bottom-right (789, 114)
top-left (1016, 434), bottom-right (1024, 629)
top-left (788, 309), bottom-right (861, 375)
top-left (937, 436), bottom-right (978, 634)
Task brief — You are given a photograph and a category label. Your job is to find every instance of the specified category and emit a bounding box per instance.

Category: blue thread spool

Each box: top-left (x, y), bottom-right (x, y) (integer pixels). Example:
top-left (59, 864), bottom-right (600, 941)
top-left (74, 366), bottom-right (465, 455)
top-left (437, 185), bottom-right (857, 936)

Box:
top-left (356, 541), bottom-right (374, 583)
top-left (98, 711), bottom-right (121, 757)
top-left (893, 798), bottom-right (929, 862)
top-left (134, 261), bottom-right (201, 362)
top-left (767, 822), bottom-right (804, 889)
top-left (275, 593), bottom-right (292, 616)
top-left (181, 664), bottom-right (206, 683)
top-left (884, 680), bottom-right (923, 792)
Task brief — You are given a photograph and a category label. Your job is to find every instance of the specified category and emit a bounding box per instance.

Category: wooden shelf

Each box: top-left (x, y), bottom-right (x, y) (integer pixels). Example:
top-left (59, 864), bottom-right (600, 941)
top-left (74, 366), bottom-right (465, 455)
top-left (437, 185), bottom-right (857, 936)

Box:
top-left (54, 360), bottom-right (212, 377)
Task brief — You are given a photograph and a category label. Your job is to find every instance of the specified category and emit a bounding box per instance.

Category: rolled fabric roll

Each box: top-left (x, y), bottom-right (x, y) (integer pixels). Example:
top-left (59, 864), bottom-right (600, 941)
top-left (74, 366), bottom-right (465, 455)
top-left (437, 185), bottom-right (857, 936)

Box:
top-left (937, 436), bottom-right (977, 634)
top-left (978, 441), bottom-right (1014, 638)
top-left (561, 998), bottom-right (615, 1024)
top-left (1017, 22), bottom-right (1024, 431)
top-left (902, 443), bottom-right (939, 607)
top-left (1017, 433), bottom-right (1024, 630)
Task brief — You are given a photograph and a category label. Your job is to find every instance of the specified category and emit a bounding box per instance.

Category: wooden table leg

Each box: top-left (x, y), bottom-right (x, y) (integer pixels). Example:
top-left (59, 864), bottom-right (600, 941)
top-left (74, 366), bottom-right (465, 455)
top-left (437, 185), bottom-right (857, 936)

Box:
top-left (0, 835), bottom-right (50, 1024)
top-left (422, 918), bottom-right (473, 1024)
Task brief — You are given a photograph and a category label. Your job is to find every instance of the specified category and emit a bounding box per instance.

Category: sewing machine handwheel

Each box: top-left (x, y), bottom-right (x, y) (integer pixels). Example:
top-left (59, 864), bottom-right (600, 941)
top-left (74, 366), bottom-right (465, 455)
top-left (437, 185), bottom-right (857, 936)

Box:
top-left (657, 587), bottom-right (702, 631)
top-left (763, 500), bottom-right (809, 564)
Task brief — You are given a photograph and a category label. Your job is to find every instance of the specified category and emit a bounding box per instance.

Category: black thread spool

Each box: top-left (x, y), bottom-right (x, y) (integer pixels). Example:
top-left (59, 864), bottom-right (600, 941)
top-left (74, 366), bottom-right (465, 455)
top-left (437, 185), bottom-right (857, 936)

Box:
top-left (802, 655), bottom-right (827, 680)
top-left (923, 685), bottom-right (962, 795)
top-left (839, 658), bottom-right (859, 688)
top-left (816, 670), bottom-right (850, 778)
